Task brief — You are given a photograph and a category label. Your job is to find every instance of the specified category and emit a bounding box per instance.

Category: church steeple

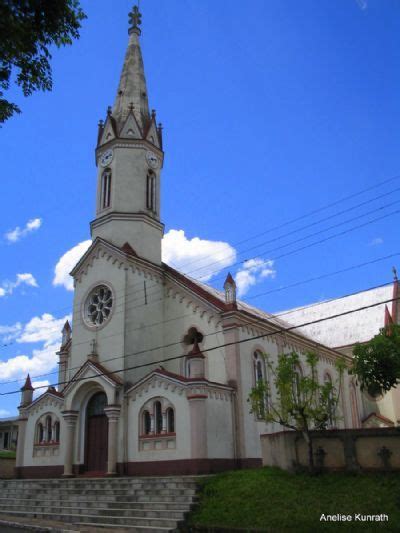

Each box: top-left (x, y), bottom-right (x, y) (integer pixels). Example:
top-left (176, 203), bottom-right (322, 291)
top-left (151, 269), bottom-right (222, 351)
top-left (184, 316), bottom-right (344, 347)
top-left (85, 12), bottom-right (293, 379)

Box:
top-left (92, 4), bottom-right (164, 265)
top-left (113, 5), bottom-right (149, 132)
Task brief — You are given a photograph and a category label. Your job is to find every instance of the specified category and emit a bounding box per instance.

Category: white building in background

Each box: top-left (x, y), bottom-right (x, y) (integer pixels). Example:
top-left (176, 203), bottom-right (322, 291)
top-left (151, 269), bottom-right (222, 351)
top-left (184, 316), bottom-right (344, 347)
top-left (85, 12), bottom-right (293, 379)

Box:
top-left (15, 6), bottom-right (390, 479)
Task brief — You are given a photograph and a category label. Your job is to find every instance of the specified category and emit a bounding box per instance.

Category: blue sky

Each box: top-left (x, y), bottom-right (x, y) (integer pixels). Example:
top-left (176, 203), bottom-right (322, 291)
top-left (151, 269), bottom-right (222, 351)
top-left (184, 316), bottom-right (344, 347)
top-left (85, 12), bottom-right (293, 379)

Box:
top-left (0, 0), bottom-right (399, 415)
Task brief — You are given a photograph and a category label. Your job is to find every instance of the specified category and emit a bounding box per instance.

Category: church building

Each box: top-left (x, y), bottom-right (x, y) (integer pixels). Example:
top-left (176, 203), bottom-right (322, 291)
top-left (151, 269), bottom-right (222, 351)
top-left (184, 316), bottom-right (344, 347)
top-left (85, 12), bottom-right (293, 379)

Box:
top-left (16, 6), bottom-right (371, 478)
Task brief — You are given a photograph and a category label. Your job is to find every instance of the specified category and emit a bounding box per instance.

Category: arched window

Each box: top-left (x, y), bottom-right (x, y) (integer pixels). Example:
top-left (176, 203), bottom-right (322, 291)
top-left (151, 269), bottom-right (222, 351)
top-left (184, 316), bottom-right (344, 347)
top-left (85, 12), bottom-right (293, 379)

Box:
top-left (87, 391), bottom-right (107, 416)
top-left (143, 410), bottom-right (151, 435)
top-left (166, 407), bottom-right (175, 433)
top-left (154, 401), bottom-right (163, 434)
top-left (350, 381), bottom-right (360, 428)
top-left (101, 169), bottom-right (112, 209)
top-left (253, 351), bottom-right (268, 417)
top-left (37, 423), bottom-right (44, 444)
top-left (146, 172), bottom-right (156, 212)
top-left (54, 421), bottom-right (60, 442)
top-left (293, 364), bottom-right (303, 401)
top-left (324, 373), bottom-right (334, 427)
top-left (46, 416), bottom-right (52, 442)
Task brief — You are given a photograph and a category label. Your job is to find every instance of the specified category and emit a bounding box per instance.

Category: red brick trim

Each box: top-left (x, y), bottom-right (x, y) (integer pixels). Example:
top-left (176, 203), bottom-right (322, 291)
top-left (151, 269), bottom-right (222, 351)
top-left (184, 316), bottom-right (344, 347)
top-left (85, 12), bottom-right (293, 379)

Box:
top-left (187, 394), bottom-right (208, 400)
top-left (139, 432), bottom-right (176, 439)
top-left (15, 459), bottom-right (262, 478)
top-left (15, 465), bottom-right (64, 479)
top-left (122, 458), bottom-right (262, 476)
top-left (362, 412), bottom-right (394, 426)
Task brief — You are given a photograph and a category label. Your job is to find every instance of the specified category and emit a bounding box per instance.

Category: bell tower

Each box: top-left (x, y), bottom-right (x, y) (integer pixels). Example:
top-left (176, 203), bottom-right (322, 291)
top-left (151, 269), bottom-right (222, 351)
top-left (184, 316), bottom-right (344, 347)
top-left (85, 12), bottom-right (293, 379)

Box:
top-left (90, 5), bottom-right (164, 264)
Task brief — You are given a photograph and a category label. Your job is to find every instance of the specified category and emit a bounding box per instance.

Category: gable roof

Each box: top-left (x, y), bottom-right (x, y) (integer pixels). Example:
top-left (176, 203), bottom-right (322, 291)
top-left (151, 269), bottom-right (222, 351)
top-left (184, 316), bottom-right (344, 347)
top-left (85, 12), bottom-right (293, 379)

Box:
top-left (276, 284), bottom-right (393, 349)
top-left (63, 359), bottom-right (123, 397)
top-left (164, 263), bottom-right (311, 336)
top-left (126, 367), bottom-right (234, 395)
top-left (26, 388), bottom-right (64, 410)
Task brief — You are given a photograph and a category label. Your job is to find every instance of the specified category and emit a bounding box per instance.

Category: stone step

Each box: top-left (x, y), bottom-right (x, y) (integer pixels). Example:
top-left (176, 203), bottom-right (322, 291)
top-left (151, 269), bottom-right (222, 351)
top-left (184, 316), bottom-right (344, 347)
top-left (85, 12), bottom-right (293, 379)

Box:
top-left (0, 503), bottom-right (188, 520)
top-left (77, 523), bottom-right (172, 532)
top-left (0, 478), bottom-right (198, 488)
top-left (0, 476), bottom-right (199, 531)
top-left (0, 493), bottom-right (196, 505)
top-left (0, 497), bottom-right (193, 511)
top-left (0, 510), bottom-right (181, 528)
top-left (1, 488), bottom-right (196, 498)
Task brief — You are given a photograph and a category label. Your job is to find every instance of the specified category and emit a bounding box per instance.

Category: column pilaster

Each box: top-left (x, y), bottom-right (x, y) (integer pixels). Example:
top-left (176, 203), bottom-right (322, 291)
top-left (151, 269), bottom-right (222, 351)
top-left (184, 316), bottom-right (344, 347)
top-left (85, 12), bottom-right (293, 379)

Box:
top-left (104, 405), bottom-right (121, 476)
top-left (61, 410), bottom-right (78, 477)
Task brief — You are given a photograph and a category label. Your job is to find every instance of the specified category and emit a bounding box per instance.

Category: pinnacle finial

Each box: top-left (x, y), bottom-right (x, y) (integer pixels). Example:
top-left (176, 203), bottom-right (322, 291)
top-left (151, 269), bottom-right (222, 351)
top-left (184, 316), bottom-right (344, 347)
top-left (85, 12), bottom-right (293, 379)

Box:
top-left (128, 5), bottom-right (142, 35)
top-left (393, 266), bottom-right (398, 282)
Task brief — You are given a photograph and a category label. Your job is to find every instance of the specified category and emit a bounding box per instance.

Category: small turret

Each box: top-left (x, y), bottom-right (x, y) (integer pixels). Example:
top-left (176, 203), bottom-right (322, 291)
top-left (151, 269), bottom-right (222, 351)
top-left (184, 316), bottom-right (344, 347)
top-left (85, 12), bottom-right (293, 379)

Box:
top-left (224, 272), bottom-right (237, 306)
top-left (20, 374), bottom-right (34, 407)
top-left (186, 340), bottom-right (205, 379)
top-left (61, 320), bottom-right (72, 347)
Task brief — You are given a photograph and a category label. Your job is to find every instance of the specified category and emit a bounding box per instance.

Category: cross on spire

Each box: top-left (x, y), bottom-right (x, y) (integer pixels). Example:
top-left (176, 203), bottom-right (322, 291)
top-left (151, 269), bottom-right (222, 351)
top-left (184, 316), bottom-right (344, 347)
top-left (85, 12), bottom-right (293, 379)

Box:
top-left (128, 5), bottom-right (142, 34)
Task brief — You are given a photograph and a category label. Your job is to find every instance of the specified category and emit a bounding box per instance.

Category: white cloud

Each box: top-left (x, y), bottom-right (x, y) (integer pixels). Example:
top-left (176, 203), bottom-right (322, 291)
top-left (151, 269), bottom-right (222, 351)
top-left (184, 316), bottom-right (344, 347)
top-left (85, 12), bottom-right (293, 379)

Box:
top-left (0, 273), bottom-right (38, 298)
top-left (355, 0), bottom-right (367, 10)
top-left (0, 313), bottom-right (70, 383)
top-left (0, 323), bottom-right (22, 343)
top-left (18, 313), bottom-right (71, 347)
top-left (53, 240), bottom-right (92, 291)
top-left (162, 229), bottom-right (236, 281)
top-left (235, 258), bottom-right (276, 297)
top-left (32, 380), bottom-right (51, 400)
top-left (0, 409), bottom-right (11, 417)
top-left (0, 343), bottom-right (60, 381)
top-left (53, 230), bottom-right (236, 290)
top-left (369, 237), bottom-right (384, 247)
top-left (5, 218), bottom-right (42, 243)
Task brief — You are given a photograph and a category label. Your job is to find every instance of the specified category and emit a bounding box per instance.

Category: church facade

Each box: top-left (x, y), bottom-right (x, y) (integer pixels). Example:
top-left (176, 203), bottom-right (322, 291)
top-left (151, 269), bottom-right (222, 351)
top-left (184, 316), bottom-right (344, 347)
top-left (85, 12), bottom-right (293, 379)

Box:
top-left (16, 7), bottom-right (368, 478)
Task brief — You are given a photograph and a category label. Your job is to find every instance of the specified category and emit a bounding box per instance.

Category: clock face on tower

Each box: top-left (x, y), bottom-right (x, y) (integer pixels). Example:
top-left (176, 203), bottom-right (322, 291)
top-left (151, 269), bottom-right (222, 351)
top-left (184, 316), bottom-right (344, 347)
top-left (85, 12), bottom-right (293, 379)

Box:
top-left (146, 150), bottom-right (159, 169)
top-left (100, 149), bottom-right (113, 167)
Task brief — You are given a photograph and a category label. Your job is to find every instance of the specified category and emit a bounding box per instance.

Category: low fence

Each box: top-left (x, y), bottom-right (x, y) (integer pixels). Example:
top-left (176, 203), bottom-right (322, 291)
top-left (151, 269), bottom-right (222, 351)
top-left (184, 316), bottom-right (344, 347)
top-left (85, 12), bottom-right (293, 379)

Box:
top-left (261, 428), bottom-right (400, 471)
top-left (0, 456), bottom-right (16, 478)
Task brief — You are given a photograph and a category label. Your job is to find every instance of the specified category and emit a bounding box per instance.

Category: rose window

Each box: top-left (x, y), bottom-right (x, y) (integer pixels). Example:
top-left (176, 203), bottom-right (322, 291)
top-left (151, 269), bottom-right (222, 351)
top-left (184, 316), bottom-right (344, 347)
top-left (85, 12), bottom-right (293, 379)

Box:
top-left (85, 285), bottom-right (113, 326)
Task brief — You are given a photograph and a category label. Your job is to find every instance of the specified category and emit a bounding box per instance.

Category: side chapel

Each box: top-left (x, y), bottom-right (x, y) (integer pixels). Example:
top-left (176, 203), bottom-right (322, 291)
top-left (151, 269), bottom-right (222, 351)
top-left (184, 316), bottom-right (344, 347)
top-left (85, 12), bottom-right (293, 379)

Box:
top-left (16, 6), bottom-right (369, 478)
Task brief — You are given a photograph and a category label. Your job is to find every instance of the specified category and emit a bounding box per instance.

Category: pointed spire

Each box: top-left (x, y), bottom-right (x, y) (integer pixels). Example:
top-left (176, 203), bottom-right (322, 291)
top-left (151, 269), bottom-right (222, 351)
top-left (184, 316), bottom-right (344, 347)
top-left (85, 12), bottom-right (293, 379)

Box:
top-left (61, 320), bottom-right (72, 347)
top-left (21, 374), bottom-right (34, 391)
top-left (113, 4), bottom-right (149, 131)
top-left (224, 272), bottom-right (237, 305)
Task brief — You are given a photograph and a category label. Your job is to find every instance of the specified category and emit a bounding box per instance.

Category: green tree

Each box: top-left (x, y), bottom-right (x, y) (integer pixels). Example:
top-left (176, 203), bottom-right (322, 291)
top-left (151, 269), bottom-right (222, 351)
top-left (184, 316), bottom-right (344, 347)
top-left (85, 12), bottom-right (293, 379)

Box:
top-left (0, 0), bottom-right (86, 124)
top-left (352, 324), bottom-right (400, 396)
top-left (249, 351), bottom-right (345, 472)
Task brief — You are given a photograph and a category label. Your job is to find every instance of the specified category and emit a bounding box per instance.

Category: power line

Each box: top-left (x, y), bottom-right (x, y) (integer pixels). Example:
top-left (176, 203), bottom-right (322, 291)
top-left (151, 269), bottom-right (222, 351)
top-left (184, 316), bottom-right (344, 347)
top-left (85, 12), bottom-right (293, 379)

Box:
top-left (2, 173), bottom-right (400, 325)
top-left (2, 293), bottom-right (398, 397)
top-left (1, 278), bottom-right (396, 390)
top-left (3, 197), bottom-right (398, 357)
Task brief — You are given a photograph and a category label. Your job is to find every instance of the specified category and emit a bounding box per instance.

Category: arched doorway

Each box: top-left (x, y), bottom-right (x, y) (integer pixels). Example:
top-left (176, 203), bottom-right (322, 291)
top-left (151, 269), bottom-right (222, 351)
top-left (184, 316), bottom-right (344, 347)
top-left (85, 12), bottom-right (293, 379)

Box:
top-left (85, 391), bottom-right (108, 473)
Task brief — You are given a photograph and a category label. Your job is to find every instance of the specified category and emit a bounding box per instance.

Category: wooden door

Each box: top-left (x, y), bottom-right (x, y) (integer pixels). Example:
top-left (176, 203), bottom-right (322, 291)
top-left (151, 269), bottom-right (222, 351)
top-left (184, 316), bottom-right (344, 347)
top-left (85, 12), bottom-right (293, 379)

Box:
top-left (85, 392), bottom-right (108, 473)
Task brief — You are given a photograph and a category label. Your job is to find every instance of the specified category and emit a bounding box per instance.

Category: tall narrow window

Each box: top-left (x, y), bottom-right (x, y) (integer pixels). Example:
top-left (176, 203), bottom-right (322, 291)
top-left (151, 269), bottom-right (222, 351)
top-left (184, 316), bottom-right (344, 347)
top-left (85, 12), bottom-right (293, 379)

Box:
top-left (37, 423), bottom-right (44, 443)
top-left (253, 351), bottom-right (268, 417)
top-left (46, 416), bottom-right (52, 442)
top-left (54, 421), bottom-right (60, 442)
top-left (166, 408), bottom-right (175, 433)
top-left (146, 172), bottom-right (156, 212)
top-left (324, 373), bottom-right (334, 427)
top-left (154, 401), bottom-right (163, 434)
top-left (143, 410), bottom-right (151, 435)
top-left (101, 169), bottom-right (112, 209)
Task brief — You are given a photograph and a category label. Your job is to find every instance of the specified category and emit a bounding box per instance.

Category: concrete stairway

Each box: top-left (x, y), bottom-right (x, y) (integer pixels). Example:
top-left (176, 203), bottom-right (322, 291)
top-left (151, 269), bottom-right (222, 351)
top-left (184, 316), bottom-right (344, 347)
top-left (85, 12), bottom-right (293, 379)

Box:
top-left (0, 476), bottom-right (200, 531)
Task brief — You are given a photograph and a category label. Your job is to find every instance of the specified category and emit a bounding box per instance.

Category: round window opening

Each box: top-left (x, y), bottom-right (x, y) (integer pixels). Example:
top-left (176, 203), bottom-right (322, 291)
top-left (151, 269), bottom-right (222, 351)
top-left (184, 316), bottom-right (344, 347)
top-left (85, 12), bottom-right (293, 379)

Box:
top-left (84, 285), bottom-right (113, 327)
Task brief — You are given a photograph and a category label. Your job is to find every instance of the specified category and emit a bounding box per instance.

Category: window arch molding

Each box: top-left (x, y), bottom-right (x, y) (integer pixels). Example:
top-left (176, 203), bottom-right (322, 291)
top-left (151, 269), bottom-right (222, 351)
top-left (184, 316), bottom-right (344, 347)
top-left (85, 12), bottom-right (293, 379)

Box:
top-left (34, 413), bottom-right (61, 445)
top-left (139, 397), bottom-right (176, 437)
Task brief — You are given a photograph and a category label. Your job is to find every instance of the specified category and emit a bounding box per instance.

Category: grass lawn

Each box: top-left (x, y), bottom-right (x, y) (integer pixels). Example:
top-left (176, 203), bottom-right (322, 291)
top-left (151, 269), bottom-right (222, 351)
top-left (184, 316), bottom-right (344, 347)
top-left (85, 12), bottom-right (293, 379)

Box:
top-left (0, 450), bottom-right (16, 459)
top-left (187, 467), bottom-right (400, 532)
